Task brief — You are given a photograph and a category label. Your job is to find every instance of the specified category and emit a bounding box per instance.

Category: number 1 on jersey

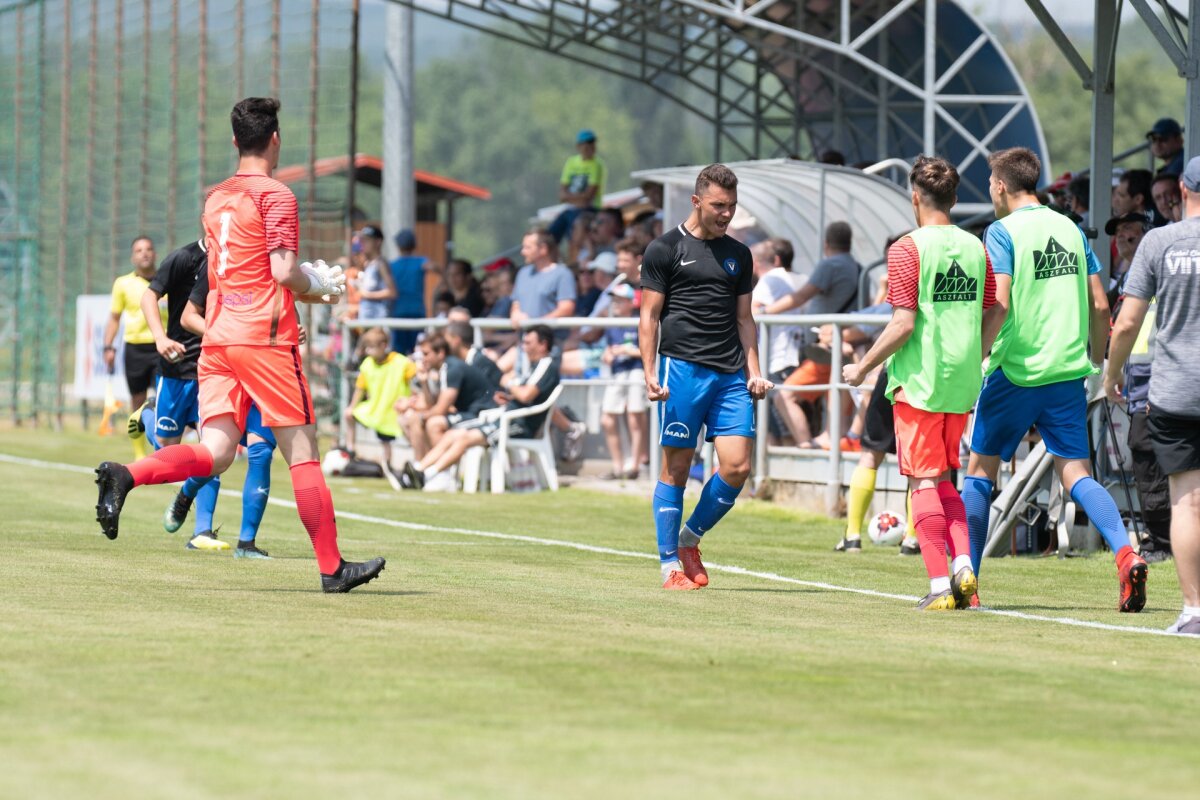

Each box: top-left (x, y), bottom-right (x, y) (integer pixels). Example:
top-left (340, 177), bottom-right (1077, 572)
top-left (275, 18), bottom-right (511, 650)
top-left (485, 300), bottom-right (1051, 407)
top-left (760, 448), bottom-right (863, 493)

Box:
top-left (217, 211), bottom-right (232, 277)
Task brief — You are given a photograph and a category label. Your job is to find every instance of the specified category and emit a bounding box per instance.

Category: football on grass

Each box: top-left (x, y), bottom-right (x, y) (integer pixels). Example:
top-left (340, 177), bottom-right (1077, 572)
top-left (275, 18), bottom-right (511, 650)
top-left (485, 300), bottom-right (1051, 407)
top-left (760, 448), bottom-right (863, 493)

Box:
top-left (868, 511), bottom-right (906, 546)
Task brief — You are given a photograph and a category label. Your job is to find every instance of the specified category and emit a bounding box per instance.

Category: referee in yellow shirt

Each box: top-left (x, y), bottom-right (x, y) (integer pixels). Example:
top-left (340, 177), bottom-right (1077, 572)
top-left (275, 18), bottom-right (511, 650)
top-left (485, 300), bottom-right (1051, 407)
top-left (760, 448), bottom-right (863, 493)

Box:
top-left (103, 235), bottom-right (165, 456)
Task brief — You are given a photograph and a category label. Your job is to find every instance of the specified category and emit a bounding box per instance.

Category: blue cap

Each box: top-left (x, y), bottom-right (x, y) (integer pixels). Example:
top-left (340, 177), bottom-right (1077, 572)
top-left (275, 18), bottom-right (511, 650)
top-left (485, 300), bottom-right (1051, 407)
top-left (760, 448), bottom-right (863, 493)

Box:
top-left (1182, 156), bottom-right (1200, 192)
top-left (576, 129), bottom-right (597, 145)
top-left (394, 228), bottom-right (416, 250)
top-left (1147, 118), bottom-right (1183, 139)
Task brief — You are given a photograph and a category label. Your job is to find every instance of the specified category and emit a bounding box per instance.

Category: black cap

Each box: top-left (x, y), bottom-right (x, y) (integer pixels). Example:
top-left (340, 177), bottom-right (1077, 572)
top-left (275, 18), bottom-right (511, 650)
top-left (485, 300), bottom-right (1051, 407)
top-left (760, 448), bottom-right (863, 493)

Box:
top-left (1104, 212), bottom-right (1148, 236)
top-left (1146, 118), bottom-right (1183, 139)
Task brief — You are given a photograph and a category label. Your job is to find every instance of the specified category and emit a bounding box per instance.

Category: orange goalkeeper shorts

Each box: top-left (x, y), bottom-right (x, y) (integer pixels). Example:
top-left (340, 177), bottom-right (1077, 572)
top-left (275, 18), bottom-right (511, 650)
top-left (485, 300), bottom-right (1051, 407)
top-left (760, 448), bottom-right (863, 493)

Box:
top-left (198, 344), bottom-right (315, 430)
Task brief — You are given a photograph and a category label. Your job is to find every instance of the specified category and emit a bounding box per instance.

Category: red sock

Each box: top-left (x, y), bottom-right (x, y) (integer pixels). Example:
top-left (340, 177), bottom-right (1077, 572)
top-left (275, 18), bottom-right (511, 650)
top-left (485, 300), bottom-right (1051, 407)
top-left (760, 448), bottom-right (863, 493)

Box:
top-left (126, 444), bottom-right (214, 487)
top-left (290, 460), bottom-right (342, 575)
top-left (937, 481), bottom-right (970, 563)
top-left (911, 487), bottom-right (949, 581)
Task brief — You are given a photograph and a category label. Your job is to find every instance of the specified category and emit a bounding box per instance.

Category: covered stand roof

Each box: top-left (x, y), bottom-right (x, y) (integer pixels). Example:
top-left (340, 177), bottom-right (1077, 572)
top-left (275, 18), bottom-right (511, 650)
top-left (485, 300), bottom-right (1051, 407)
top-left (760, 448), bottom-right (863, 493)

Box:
top-left (633, 159), bottom-right (913, 275)
top-left (273, 154), bottom-right (492, 202)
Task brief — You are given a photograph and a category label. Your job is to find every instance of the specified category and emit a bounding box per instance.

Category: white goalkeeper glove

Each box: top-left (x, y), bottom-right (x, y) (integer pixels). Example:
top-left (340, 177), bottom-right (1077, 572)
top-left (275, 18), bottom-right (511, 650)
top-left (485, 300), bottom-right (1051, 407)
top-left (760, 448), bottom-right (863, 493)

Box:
top-left (299, 259), bottom-right (346, 298)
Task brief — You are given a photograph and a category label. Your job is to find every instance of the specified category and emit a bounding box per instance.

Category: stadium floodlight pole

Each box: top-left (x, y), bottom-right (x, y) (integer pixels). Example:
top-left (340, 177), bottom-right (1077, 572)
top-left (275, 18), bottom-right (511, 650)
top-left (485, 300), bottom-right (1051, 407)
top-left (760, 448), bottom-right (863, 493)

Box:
top-left (753, 321), bottom-right (769, 494)
top-left (382, 0), bottom-right (416, 262)
top-left (1190, 0), bottom-right (1200, 161)
top-left (345, 0), bottom-right (360, 255)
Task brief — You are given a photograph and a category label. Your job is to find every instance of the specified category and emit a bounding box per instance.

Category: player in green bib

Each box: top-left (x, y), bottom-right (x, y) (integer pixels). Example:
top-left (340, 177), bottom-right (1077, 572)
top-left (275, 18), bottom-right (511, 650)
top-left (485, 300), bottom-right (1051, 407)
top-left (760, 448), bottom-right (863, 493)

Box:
top-left (962, 147), bottom-right (1148, 613)
top-left (844, 156), bottom-right (1001, 610)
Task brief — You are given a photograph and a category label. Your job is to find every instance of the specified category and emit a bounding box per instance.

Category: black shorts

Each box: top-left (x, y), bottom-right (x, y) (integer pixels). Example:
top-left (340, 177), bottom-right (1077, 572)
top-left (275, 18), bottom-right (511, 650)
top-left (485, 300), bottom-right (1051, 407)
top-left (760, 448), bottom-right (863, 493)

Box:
top-left (859, 369), bottom-right (896, 454)
top-left (1147, 408), bottom-right (1200, 476)
top-left (377, 432), bottom-right (396, 443)
top-left (123, 343), bottom-right (159, 396)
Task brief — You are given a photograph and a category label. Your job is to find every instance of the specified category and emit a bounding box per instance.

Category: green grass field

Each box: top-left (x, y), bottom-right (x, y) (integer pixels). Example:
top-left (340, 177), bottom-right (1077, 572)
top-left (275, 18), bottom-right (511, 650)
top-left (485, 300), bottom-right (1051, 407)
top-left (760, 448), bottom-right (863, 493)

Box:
top-left (1, 428), bottom-right (1197, 799)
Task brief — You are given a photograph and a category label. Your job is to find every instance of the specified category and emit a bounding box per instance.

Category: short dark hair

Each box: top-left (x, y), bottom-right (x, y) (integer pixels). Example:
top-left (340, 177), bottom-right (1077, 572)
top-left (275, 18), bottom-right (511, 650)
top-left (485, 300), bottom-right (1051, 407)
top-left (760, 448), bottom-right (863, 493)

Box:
top-left (526, 324), bottom-right (553, 349)
top-left (909, 155), bottom-right (959, 209)
top-left (445, 321), bottom-right (473, 343)
top-left (1154, 171), bottom-right (1181, 187)
top-left (130, 235), bottom-right (154, 249)
top-left (448, 258), bottom-right (473, 275)
top-left (769, 237), bottom-right (794, 269)
top-left (615, 237), bottom-right (645, 257)
top-left (987, 147), bottom-right (1041, 194)
top-left (824, 221), bottom-right (852, 253)
top-left (1067, 175), bottom-right (1090, 209)
top-left (524, 228), bottom-right (559, 258)
top-left (230, 97), bottom-right (281, 155)
top-left (597, 208), bottom-right (625, 232)
top-left (1122, 169), bottom-right (1154, 207)
top-left (818, 149), bottom-right (846, 166)
top-left (434, 290), bottom-right (456, 307)
top-left (422, 334), bottom-right (450, 355)
top-left (695, 163), bottom-right (738, 196)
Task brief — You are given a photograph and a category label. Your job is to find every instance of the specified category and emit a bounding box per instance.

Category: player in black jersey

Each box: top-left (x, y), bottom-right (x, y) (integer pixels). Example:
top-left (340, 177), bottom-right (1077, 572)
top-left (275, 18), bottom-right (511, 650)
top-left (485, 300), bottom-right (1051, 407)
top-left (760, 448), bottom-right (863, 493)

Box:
top-left (638, 164), bottom-right (774, 590)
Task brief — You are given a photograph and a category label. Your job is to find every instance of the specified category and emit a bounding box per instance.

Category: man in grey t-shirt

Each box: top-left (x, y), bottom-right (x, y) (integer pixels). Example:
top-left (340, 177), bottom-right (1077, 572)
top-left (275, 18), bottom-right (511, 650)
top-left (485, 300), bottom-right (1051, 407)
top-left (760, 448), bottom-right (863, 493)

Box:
top-left (1106, 156), bottom-right (1200, 636)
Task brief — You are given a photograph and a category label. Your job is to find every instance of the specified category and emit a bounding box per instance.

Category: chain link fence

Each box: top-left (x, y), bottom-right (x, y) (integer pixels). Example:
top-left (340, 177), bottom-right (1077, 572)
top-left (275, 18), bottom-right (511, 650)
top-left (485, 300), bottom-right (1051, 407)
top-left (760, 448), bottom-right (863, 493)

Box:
top-left (0, 0), bottom-right (359, 427)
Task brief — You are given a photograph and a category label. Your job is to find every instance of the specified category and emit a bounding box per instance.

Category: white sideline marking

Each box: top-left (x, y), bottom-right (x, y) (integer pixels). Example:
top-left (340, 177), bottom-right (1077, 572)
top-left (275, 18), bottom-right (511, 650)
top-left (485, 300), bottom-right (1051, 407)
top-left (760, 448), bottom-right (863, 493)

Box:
top-left (4, 452), bottom-right (1181, 639)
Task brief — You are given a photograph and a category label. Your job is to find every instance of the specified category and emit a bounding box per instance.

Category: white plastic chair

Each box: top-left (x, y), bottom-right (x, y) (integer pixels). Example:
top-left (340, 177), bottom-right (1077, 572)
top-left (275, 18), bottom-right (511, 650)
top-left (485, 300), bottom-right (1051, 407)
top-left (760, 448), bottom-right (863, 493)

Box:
top-left (472, 384), bottom-right (563, 495)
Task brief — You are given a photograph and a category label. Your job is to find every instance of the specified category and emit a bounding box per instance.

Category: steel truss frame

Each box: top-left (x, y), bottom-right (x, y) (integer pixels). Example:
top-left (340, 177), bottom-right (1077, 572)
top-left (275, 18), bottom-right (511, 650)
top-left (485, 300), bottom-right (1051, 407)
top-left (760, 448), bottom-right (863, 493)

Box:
top-left (395, 0), bottom-right (1046, 208)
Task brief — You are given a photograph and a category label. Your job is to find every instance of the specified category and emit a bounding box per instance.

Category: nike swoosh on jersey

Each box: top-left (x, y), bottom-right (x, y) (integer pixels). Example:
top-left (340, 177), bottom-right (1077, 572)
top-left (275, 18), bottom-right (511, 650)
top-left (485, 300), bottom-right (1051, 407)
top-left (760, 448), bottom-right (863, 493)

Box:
top-left (680, 259), bottom-right (697, 266)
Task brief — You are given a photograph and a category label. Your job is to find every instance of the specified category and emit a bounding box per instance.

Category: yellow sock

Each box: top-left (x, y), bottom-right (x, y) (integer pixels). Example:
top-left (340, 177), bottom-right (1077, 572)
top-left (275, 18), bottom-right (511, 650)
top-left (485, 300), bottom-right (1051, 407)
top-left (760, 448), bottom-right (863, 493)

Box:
top-left (846, 466), bottom-right (877, 537)
top-left (905, 489), bottom-right (916, 539)
top-left (131, 436), bottom-right (147, 460)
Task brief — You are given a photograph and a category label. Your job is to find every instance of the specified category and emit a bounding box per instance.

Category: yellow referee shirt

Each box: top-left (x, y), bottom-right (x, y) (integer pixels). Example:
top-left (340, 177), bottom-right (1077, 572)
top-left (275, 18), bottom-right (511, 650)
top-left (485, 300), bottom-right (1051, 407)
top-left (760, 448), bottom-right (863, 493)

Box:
top-left (109, 271), bottom-right (165, 345)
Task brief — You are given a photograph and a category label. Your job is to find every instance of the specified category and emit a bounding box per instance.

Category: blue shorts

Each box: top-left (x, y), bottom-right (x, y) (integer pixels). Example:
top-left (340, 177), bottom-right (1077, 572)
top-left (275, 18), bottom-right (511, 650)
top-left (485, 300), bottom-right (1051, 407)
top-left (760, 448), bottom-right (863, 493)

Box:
top-left (970, 368), bottom-right (1088, 461)
top-left (658, 356), bottom-right (755, 449)
top-left (240, 404), bottom-right (277, 449)
top-left (154, 376), bottom-right (199, 439)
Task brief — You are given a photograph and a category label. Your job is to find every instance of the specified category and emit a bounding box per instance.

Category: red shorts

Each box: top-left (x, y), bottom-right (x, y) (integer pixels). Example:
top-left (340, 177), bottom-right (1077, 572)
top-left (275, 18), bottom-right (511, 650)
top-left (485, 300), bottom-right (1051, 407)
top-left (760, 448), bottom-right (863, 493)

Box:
top-left (783, 360), bottom-right (832, 402)
top-left (198, 345), bottom-right (315, 430)
top-left (892, 401), bottom-right (968, 479)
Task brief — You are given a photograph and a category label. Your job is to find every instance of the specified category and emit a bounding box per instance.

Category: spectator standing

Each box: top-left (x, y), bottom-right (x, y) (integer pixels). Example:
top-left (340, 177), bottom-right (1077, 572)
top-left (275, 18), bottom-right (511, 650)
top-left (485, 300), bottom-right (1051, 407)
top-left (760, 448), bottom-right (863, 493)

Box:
top-left (355, 225), bottom-right (397, 323)
top-left (511, 229), bottom-right (577, 349)
top-left (103, 235), bottom-right (165, 458)
top-left (599, 284), bottom-right (648, 479)
top-left (390, 228), bottom-right (428, 354)
top-left (1106, 157), bottom-right (1200, 635)
top-left (1152, 172), bottom-right (1182, 224)
top-left (1147, 117), bottom-right (1185, 177)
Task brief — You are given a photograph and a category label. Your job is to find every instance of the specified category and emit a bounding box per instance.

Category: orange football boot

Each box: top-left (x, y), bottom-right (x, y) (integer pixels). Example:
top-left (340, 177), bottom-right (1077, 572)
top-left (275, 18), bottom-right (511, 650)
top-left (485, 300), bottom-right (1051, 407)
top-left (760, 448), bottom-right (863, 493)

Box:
top-left (678, 546), bottom-right (709, 587)
top-left (662, 570), bottom-right (700, 591)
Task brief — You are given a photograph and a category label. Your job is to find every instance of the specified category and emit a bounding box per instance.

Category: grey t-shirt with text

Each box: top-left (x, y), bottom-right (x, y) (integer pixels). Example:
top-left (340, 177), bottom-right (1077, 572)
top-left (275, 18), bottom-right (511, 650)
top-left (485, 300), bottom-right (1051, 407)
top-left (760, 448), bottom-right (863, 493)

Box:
top-left (1123, 216), bottom-right (1200, 418)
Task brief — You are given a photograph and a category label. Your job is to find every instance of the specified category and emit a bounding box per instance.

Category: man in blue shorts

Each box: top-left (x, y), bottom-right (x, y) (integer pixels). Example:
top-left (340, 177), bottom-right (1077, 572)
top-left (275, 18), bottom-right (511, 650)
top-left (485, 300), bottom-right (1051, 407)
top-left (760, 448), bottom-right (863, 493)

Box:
top-left (963, 147), bottom-right (1148, 612)
top-left (639, 163), bottom-right (773, 590)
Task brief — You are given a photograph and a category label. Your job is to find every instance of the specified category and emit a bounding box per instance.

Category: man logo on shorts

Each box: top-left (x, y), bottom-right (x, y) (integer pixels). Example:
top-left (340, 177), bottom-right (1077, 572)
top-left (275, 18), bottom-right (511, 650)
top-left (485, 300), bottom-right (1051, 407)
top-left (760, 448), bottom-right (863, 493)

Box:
top-left (157, 416), bottom-right (180, 433)
top-left (723, 258), bottom-right (739, 276)
top-left (1033, 236), bottom-right (1080, 280)
top-left (664, 421), bottom-right (691, 440)
top-left (932, 260), bottom-right (979, 303)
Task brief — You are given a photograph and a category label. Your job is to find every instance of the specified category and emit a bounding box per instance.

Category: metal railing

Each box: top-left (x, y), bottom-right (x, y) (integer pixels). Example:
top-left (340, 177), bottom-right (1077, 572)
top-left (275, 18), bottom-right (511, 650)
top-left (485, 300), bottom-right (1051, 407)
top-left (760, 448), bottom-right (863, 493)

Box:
top-left (341, 312), bottom-right (889, 511)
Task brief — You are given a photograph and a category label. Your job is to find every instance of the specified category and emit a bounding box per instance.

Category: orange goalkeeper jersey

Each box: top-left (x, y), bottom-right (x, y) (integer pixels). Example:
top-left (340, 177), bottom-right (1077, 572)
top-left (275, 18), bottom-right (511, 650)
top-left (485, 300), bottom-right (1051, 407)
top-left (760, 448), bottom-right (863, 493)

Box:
top-left (201, 173), bottom-right (301, 347)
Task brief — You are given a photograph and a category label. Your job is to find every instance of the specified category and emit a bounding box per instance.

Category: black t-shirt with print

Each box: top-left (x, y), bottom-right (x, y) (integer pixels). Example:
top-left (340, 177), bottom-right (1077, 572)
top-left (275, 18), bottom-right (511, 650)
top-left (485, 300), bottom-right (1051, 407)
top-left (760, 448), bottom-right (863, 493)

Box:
top-left (640, 224), bottom-right (753, 373)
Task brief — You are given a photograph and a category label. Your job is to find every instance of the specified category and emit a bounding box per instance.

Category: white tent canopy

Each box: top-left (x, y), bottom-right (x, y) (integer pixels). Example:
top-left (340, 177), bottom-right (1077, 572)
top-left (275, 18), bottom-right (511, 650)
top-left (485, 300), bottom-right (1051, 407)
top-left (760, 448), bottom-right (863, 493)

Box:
top-left (632, 159), bottom-right (915, 277)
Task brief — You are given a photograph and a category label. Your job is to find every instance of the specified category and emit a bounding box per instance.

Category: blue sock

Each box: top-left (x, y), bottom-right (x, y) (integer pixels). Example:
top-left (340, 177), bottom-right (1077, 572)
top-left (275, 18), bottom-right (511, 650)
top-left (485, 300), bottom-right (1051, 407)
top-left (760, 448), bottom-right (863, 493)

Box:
top-left (141, 406), bottom-right (159, 450)
top-left (963, 476), bottom-right (993, 577)
top-left (1070, 477), bottom-right (1131, 559)
top-left (181, 475), bottom-right (214, 500)
top-left (240, 442), bottom-right (273, 542)
top-left (683, 472), bottom-right (742, 539)
top-left (194, 475), bottom-right (221, 534)
top-left (653, 481), bottom-right (685, 566)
